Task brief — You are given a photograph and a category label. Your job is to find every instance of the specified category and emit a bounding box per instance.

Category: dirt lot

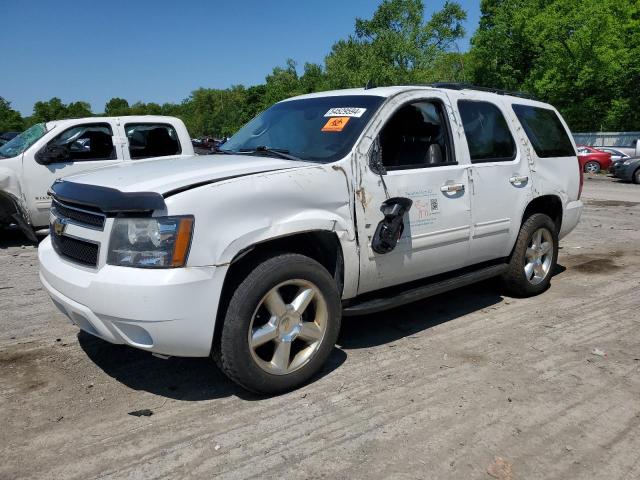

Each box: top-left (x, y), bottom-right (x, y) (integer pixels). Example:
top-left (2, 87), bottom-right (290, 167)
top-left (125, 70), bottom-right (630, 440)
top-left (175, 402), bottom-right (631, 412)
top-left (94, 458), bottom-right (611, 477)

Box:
top-left (1, 176), bottom-right (639, 480)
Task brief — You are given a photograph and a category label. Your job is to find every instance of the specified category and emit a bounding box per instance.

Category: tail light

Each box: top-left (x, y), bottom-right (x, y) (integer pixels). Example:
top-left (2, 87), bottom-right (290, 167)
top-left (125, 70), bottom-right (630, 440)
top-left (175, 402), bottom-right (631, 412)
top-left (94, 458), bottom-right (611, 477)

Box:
top-left (577, 157), bottom-right (584, 199)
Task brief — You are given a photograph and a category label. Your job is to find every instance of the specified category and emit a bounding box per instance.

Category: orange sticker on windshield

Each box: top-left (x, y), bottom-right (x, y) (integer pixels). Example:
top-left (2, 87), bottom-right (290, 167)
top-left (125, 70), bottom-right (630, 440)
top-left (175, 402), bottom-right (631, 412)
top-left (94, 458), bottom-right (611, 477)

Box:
top-left (322, 117), bottom-right (350, 132)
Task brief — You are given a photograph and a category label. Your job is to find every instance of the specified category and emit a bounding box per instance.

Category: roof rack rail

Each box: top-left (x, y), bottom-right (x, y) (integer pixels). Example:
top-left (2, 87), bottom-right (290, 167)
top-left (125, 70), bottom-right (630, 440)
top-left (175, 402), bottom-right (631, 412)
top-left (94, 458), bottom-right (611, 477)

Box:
top-left (426, 82), bottom-right (537, 100)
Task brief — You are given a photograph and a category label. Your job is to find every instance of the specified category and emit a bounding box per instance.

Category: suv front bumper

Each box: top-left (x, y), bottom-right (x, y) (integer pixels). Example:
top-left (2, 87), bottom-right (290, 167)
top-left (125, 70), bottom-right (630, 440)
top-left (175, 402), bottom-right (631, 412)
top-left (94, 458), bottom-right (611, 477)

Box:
top-left (39, 236), bottom-right (225, 357)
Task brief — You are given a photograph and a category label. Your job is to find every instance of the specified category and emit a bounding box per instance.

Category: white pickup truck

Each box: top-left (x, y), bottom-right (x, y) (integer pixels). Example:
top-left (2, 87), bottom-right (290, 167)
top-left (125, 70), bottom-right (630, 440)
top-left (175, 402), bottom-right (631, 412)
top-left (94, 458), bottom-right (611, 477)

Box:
top-left (0, 116), bottom-right (193, 240)
top-left (39, 84), bottom-right (583, 394)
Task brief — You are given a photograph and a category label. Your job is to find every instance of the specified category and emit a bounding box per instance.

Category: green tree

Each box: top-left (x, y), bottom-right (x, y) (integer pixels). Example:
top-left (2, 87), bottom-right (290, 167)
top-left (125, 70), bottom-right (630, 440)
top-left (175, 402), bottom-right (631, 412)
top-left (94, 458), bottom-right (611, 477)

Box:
top-left (261, 59), bottom-right (304, 108)
top-left (104, 98), bottom-right (130, 116)
top-left (65, 101), bottom-right (92, 118)
top-left (469, 0), bottom-right (640, 131)
top-left (0, 97), bottom-right (24, 131)
top-left (325, 0), bottom-right (466, 87)
top-left (31, 97), bottom-right (68, 123)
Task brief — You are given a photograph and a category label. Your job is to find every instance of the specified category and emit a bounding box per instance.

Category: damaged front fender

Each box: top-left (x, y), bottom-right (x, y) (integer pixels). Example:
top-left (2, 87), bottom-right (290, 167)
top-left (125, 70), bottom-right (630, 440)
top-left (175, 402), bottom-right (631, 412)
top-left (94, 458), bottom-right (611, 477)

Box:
top-left (0, 167), bottom-right (37, 241)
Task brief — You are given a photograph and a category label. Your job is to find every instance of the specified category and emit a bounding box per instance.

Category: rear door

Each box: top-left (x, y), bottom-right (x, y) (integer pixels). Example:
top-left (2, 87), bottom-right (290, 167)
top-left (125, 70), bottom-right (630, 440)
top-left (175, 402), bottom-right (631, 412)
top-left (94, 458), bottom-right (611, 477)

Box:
top-left (455, 97), bottom-right (533, 263)
top-left (23, 120), bottom-right (122, 228)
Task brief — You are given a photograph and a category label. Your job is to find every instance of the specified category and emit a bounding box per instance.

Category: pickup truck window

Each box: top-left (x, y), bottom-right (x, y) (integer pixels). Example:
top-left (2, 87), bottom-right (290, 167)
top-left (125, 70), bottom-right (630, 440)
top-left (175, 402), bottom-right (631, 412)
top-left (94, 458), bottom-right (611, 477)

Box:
top-left (48, 124), bottom-right (116, 162)
top-left (125, 123), bottom-right (181, 159)
top-left (380, 100), bottom-right (454, 170)
top-left (458, 100), bottom-right (516, 163)
top-left (512, 105), bottom-right (576, 158)
top-left (221, 95), bottom-right (384, 162)
top-left (0, 123), bottom-right (47, 158)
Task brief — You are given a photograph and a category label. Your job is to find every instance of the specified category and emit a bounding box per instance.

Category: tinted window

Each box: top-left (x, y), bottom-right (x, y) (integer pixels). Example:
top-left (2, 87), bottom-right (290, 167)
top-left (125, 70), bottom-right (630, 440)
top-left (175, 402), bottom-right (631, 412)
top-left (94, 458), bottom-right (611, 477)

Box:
top-left (126, 123), bottom-right (181, 159)
top-left (380, 100), bottom-right (455, 169)
top-left (48, 124), bottom-right (115, 162)
top-left (222, 95), bottom-right (384, 162)
top-left (458, 100), bottom-right (516, 163)
top-left (512, 105), bottom-right (575, 157)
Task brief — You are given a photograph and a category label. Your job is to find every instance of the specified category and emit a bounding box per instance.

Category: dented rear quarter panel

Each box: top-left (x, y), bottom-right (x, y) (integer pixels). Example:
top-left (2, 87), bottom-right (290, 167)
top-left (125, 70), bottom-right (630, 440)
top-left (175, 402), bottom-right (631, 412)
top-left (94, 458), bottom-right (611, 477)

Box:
top-left (164, 161), bottom-right (361, 298)
top-left (509, 99), bottom-right (581, 209)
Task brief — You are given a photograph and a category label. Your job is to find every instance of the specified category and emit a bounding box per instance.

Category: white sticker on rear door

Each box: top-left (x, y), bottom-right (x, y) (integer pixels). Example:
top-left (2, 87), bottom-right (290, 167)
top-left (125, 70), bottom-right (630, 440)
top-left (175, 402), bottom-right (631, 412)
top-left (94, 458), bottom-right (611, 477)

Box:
top-left (324, 107), bottom-right (367, 118)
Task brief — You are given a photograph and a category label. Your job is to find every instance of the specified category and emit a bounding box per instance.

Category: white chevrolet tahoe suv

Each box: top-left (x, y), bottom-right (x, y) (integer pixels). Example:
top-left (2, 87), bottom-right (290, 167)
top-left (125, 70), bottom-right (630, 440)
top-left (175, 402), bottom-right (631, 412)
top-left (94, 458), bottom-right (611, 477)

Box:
top-left (39, 84), bottom-right (583, 393)
top-left (0, 115), bottom-right (193, 241)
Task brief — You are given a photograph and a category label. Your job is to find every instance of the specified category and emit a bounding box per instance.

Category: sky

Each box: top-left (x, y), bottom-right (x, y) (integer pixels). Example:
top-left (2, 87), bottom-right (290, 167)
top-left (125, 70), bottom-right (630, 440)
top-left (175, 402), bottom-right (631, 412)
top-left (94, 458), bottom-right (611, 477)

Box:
top-left (1, 0), bottom-right (481, 116)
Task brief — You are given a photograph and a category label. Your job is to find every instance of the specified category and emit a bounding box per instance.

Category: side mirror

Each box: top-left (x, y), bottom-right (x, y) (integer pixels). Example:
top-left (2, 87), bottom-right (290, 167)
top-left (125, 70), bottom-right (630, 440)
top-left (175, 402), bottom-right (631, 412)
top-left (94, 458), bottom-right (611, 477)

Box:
top-left (369, 136), bottom-right (386, 175)
top-left (371, 197), bottom-right (413, 254)
top-left (36, 144), bottom-right (70, 165)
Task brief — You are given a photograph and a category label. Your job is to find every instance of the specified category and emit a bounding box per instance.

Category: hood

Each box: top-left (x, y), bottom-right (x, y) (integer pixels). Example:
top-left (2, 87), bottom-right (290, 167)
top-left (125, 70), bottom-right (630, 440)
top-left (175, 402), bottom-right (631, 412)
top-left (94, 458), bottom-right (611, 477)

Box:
top-left (64, 154), bottom-right (314, 195)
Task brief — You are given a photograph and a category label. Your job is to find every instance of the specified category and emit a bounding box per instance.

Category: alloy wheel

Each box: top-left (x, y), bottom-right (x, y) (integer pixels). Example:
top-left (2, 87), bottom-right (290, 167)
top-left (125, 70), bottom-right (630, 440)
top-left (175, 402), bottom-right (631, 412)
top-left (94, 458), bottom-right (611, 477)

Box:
top-left (524, 228), bottom-right (554, 285)
top-left (248, 279), bottom-right (328, 375)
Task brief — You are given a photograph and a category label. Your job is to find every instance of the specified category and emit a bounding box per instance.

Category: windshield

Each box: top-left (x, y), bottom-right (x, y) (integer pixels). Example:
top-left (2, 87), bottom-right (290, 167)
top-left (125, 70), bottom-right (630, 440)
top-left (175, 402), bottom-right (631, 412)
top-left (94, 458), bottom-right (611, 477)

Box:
top-left (221, 95), bottom-right (385, 162)
top-left (0, 123), bottom-right (48, 158)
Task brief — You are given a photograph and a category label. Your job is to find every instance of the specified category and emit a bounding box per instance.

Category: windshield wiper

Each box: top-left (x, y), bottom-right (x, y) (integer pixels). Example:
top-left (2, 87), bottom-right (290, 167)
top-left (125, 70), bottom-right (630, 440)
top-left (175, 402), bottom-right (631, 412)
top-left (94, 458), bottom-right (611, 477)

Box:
top-left (238, 146), bottom-right (303, 162)
top-left (212, 146), bottom-right (234, 155)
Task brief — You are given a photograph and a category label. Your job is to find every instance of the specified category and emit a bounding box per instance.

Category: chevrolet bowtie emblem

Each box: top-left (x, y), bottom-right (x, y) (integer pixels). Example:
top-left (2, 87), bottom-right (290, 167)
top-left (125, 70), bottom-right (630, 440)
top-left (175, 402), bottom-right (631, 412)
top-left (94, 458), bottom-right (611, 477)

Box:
top-left (52, 218), bottom-right (66, 236)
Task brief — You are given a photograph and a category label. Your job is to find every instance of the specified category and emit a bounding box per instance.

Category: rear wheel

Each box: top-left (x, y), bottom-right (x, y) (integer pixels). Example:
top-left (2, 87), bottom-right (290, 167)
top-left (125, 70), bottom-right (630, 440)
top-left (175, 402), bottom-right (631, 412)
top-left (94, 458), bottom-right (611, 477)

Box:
top-left (584, 161), bottom-right (600, 174)
top-left (215, 253), bottom-right (341, 394)
top-left (501, 213), bottom-right (558, 297)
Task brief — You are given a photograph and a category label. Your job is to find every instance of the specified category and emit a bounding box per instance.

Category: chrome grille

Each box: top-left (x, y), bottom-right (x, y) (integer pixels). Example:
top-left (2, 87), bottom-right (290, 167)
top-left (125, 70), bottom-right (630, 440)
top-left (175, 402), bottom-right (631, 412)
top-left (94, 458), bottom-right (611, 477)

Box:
top-left (51, 199), bottom-right (106, 230)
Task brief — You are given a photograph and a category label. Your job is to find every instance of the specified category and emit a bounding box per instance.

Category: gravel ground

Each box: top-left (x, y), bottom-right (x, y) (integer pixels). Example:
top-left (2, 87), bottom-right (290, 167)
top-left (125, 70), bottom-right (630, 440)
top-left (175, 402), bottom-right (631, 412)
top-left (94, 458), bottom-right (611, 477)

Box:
top-left (1, 175), bottom-right (639, 480)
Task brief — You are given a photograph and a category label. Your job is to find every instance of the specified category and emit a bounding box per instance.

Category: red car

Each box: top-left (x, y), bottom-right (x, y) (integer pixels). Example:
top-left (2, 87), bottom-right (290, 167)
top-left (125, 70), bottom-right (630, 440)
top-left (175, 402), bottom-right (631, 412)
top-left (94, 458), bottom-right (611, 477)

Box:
top-left (576, 145), bottom-right (612, 173)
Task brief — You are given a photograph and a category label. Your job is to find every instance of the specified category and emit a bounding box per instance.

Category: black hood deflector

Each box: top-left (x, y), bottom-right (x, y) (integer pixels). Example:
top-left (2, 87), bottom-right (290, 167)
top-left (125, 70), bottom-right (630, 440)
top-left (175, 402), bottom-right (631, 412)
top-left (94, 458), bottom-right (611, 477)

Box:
top-left (49, 180), bottom-right (166, 213)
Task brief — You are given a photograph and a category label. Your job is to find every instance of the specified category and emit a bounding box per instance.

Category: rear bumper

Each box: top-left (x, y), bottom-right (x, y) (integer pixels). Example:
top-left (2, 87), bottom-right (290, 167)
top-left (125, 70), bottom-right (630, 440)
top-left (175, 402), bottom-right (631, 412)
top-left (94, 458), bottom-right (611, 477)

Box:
top-left (39, 236), bottom-right (226, 357)
top-left (559, 200), bottom-right (583, 239)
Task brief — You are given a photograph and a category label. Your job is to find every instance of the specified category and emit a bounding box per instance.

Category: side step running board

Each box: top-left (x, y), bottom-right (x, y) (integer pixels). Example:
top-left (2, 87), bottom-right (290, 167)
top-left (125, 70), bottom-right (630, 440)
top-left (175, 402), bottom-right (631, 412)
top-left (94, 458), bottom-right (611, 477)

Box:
top-left (343, 264), bottom-right (508, 316)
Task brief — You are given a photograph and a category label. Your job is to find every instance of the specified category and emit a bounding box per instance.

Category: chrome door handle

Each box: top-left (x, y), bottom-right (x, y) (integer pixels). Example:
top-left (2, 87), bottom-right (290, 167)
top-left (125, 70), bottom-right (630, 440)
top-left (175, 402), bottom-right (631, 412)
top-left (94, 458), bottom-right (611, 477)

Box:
top-left (509, 175), bottom-right (529, 185)
top-left (440, 183), bottom-right (465, 193)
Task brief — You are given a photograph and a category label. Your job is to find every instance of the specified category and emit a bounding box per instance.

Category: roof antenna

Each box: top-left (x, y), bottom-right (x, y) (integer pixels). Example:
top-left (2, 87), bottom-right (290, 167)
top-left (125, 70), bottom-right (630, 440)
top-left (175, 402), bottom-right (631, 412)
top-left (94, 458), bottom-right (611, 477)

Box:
top-left (365, 80), bottom-right (376, 90)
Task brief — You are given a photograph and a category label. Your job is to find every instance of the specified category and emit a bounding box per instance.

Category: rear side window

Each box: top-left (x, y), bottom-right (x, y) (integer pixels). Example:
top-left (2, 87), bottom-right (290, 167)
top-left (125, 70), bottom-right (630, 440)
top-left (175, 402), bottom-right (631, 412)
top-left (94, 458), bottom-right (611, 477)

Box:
top-left (512, 105), bottom-right (575, 157)
top-left (458, 100), bottom-right (516, 163)
top-left (125, 123), bottom-right (181, 159)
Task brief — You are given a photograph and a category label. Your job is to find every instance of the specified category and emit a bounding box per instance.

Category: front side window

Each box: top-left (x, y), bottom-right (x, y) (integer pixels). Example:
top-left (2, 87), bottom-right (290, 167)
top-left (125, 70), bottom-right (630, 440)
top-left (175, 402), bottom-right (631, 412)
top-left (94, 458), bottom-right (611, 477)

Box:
top-left (512, 104), bottom-right (575, 158)
top-left (379, 100), bottom-right (455, 170)
top-left (47, 124), bottom-right (115, 162)
top-left (0, 123), bottom-right (48, 158)
top-left (221, 95), bottom-right (385, 162)
top-left (458, 100), bottom-right (516, 163)
top-left (126, 123), bottom-right (181, 159)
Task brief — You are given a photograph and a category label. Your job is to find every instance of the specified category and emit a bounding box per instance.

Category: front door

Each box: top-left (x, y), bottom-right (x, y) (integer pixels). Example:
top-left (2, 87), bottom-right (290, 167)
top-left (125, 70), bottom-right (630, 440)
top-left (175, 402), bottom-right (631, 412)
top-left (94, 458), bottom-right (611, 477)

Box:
top-left (355, 94), bottom-right (472, 294)
top-left (23, 121), bottom-right (122, 227)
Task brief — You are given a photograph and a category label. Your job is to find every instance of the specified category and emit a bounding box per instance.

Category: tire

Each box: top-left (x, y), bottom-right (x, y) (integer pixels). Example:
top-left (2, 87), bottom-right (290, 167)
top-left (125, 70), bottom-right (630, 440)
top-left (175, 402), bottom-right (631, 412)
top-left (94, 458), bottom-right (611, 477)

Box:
top-left (584, 161), bottom-right (600, 174)
top-left (501, 213), bottom-right (558, 297)
top-left (633, 168), bottom-right (640, 185)
top-left (215, 253), bottom-right (342, 394)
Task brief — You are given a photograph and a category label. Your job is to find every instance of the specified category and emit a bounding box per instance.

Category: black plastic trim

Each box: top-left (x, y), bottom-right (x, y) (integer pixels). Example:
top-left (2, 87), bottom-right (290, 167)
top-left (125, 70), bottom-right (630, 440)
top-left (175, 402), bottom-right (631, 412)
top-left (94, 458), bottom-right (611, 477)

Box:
top-left (49, 180), bottom-right (166, 213)
top-left (342, 262), bottom-right (508, 316)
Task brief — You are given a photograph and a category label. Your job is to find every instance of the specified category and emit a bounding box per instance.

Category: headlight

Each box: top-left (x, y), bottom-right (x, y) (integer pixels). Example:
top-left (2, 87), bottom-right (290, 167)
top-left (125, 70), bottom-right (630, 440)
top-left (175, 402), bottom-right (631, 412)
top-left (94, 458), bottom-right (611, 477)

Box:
top-left (107, 216), bottom-right (194, 268)
top-left (623, 160), bottom-right (632, 165)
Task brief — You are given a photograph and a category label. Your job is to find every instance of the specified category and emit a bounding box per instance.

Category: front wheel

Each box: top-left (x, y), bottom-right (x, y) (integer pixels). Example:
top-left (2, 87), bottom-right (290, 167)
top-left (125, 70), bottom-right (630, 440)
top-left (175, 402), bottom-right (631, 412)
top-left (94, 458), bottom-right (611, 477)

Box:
top-left (633, 168), bottom-right (640, 184)
top-left (501, 213), bottom-right (558, 297)
top-left (584, 161), bottom-right (601, 174)
top-left (215, 253), bottom-right (342, 394)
